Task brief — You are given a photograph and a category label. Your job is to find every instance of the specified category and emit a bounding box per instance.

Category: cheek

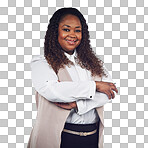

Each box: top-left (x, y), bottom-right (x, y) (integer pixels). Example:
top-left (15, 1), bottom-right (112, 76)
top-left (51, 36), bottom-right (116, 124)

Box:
top-left (79, 33), bottom-right (82, 40)
top-left (59, 32), bottom-right (67, 39)
top-left (79, 35), bottom-right (82, 42)
top-left (58, 34), bottom-right (64, 44)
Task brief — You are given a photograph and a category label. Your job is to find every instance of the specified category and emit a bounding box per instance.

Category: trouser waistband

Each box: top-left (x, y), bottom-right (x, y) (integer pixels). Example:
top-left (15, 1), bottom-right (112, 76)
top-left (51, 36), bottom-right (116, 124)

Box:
top-left (64, 121), bottom-right (99, 132)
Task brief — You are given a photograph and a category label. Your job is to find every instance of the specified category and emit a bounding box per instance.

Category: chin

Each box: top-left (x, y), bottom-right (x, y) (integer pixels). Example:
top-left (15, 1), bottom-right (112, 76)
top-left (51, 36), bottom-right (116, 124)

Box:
top-left (62, 49), bottom-right (75, 54)
top-left (67, 49), bottom-right (75, 52)
top-left (65, 47), bottom-right (76, 51)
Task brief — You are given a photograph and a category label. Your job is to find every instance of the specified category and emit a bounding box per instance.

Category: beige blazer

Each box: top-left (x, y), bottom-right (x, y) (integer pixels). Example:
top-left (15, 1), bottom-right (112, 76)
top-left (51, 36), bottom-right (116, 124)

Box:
top-left (27, 67), bottom-right (104, 148)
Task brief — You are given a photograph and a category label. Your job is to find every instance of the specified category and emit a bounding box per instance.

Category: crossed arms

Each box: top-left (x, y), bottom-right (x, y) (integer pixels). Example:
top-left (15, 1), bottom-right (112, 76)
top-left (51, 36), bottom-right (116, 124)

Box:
top-left (30, 56), bottom-right (118, 115)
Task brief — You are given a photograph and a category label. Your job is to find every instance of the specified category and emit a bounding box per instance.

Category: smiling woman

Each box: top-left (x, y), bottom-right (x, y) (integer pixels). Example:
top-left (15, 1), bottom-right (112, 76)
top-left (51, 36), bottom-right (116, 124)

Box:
top-left (27, 7), bottom-right (118, 148)
top-left (58, 14), bottom-right (82, 55)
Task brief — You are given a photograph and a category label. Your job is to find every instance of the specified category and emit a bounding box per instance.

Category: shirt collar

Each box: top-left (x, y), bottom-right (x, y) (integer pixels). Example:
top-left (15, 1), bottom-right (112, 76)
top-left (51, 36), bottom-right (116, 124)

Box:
top-left (64, 50), bottom-right (77, 63)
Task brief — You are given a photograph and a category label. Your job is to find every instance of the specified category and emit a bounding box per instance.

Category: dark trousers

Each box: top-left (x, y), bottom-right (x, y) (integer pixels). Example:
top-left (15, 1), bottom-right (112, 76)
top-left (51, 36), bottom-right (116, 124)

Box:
top-left (60, 121), bottom-right (99, 148)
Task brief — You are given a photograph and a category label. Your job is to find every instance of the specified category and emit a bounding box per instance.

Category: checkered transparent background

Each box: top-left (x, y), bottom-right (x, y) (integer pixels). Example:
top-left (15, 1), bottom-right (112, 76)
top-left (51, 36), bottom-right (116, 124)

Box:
top-left (0, 0), bottom-right (148, 147)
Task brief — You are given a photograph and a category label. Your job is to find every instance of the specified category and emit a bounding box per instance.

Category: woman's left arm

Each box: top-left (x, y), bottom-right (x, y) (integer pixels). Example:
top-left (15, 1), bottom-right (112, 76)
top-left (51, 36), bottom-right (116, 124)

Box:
top-left (76, 66), bottom-right (118, 115)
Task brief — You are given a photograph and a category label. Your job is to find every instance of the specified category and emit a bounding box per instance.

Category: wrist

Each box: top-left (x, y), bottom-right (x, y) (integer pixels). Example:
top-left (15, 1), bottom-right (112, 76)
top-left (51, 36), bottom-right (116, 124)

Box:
top-left (95, 81), bottom-right (100, 91)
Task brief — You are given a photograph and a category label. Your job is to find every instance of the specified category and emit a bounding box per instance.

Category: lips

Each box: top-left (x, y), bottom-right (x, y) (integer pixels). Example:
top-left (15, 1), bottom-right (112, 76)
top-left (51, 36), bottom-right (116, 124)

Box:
top-left (65, 39), bottom-right (77, 45)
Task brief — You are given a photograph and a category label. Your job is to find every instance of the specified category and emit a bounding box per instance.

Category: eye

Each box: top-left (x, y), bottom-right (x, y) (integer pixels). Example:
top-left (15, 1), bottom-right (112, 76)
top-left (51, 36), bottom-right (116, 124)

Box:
top-left (63, 29), bottom-right (70, 32)
top-left (75, 30), bottom-right (81, 32)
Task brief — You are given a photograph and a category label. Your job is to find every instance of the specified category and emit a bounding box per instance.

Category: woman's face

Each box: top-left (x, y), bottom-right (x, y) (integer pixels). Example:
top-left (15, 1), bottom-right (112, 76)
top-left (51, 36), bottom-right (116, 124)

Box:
top-left (58, 14), bottom-right (82, 55)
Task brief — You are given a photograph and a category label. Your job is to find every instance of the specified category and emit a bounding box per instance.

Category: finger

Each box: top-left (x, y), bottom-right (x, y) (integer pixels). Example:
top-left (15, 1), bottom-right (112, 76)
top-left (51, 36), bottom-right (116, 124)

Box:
top-left (54, 102), bottom-right (59, 106)
top-left (110, 90), bottom-right (115, 99)
top-left (109, 83), bottom-right (117, 89)
top-left (60, 103), bottom-right (69, 107)
top-left (55, 102), bottom-right (62, 107)
top-left (54, 102), bottom-right (68, 108)
top-left (63, 105), bottom-right (73, 110)
top-left (59, 104), bottom-right (68, 108)
top-left (106, 91), bottom-right (112, 99)
top-left (54, 102), bottom-right (62, 106)
top-left (109, 82), bottom-right (114, 86)
top-left (111, 86), bottom-right (118, 94)
top-left (68, 102), bottom-right (76, 108)
top-left (57, 103), bottom-right (72, 109)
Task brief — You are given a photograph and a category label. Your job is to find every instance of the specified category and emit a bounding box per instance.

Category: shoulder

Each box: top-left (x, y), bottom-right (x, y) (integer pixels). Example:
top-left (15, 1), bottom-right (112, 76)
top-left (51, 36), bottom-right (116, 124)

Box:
top-left (30, 55), bottom-right (58, 78)
top-left (30, 55), bottom-right (52, 69)
top-left (30, 55), bottom-right (45, 63)
top-left (102, 64), bottom-right (109, 75)
top-left (102, 64), bottom-right (113, 82)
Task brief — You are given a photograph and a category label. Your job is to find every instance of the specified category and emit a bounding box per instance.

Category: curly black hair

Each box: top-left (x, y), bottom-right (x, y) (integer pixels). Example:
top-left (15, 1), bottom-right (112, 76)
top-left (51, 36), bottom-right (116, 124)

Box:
top-left (44, 7), bottom-right (106, 77)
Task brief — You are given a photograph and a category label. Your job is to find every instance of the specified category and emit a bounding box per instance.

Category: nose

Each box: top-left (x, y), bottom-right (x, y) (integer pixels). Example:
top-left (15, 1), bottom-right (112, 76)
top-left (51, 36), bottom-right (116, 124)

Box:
top-left (69, 35), bottom-right (76, 39)
top-left (69, 30), bottom-right (77, 38)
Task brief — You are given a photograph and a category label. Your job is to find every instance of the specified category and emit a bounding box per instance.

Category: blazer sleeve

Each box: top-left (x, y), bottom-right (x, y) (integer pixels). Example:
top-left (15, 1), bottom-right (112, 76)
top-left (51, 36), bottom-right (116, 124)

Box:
top-left (30, 55), bottom-right (96, 103)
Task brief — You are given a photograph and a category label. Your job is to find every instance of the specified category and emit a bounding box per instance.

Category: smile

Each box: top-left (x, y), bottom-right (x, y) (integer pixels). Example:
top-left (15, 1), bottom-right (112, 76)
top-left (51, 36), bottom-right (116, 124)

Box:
top-left (65, 39), bottom-right (77, 45)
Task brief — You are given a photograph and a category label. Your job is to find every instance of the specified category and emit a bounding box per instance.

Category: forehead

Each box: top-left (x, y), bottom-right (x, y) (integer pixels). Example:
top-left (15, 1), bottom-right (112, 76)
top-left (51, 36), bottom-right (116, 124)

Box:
top-left (59, 14), bottom-right (81, 27)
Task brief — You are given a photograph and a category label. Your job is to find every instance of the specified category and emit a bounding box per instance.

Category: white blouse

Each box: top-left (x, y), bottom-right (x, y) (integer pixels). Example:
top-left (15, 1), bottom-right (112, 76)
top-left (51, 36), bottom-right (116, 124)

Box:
top-left (30, 51), bottom-right (113, 124)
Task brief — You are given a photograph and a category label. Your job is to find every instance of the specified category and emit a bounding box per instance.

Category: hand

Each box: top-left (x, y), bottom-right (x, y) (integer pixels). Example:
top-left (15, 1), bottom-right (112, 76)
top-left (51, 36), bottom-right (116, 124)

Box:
top-left (95, 81), bottom-right (118, 99)
top-left (54, 101), bottom-right (77, 110)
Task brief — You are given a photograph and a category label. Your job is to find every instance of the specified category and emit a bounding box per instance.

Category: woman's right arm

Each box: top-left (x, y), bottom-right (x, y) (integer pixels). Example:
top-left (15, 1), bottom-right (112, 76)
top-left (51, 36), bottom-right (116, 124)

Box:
top-left (30, 56), bottom-right (96, 103)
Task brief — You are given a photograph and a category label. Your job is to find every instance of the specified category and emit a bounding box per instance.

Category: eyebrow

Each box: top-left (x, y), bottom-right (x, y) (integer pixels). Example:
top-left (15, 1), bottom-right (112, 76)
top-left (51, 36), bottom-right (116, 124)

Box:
top-left (62, 24), bottom-right (81, 28)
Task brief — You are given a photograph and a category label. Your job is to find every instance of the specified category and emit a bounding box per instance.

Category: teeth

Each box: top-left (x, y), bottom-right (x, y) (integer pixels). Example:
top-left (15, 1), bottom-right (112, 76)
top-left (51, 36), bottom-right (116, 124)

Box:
top-left (66, 40), bottom-right (76, 42)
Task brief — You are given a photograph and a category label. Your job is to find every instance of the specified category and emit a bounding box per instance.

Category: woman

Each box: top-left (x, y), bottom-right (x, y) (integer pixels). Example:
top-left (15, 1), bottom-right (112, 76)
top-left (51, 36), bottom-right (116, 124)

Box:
top-left (28, 8), bottom-right (118, 148)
